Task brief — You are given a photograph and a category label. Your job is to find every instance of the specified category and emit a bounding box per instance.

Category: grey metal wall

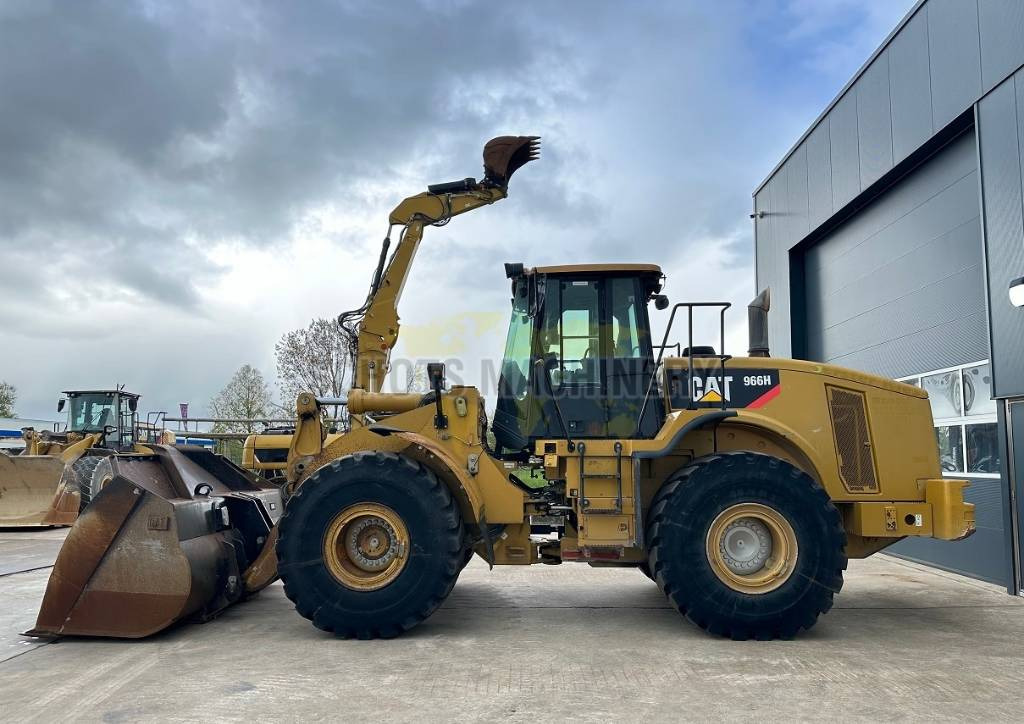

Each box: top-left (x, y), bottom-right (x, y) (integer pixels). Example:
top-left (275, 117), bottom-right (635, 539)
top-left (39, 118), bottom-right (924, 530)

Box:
top-left (803, 131), bottom-right (987, 378)
top-left (797, 130), bottom-right (1005, 584)
top-left (752, 0), bottom-right (1024, 587)
top-left (977, 68), bottom-right (1024, 398)
top-left (754, 0), bottom-right (1024, 358)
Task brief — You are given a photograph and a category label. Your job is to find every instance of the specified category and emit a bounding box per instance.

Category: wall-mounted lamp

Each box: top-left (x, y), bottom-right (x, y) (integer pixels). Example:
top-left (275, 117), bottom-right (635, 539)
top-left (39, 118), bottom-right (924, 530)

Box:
top-left (1011, 276), bottom-right (1024, 308)
top-left (749, 210), bottom-right (765, 219)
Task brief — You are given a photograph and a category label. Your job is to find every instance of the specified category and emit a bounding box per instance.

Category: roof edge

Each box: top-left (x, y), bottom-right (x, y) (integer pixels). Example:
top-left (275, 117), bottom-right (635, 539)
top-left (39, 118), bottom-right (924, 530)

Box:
top-left (752, 0), bottom-right (927, 197)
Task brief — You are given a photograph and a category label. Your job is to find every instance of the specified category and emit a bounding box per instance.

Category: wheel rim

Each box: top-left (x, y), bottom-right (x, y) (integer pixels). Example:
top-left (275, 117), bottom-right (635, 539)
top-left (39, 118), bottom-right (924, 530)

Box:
top-left (705, 503), bottom-right (798, 594)
top-left (323, 503), bottom-right (410, 591)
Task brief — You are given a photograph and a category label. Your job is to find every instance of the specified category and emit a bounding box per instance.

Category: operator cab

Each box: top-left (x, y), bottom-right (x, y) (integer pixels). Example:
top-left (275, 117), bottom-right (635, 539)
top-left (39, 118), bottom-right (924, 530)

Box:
top-left (493, 263), bottom-right (665, 454)
top-left (58, 389), bottom-right (140, 451)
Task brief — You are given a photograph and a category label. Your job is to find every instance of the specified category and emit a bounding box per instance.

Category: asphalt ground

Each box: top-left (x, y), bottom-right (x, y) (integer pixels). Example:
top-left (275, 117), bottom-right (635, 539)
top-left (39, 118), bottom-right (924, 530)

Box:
top-left (1, 527), bottom-right (1021, 722)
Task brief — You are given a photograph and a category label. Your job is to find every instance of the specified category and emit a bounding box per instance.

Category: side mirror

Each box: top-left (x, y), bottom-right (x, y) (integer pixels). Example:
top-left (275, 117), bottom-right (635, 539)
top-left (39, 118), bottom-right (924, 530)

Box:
top-left (654, 294), bottom-right (669, 311)
top-left (128, 398), bottom-right (138, 412)
top-left (426, 363), bottom-right (447, 430)
top-left (57, 399), bottom-right (65, 413)
top-left (426, 362), bottom-right (446, 391)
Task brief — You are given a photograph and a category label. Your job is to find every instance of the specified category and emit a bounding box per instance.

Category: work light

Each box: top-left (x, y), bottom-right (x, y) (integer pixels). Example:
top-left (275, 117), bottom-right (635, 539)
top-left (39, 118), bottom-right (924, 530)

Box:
top-left (1011, 276), bottom-right (1024, 308)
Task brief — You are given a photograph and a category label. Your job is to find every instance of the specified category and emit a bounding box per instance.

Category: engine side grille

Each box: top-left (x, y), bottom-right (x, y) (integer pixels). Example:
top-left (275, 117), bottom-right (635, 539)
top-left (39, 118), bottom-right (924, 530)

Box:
top-left (827, 386), bottom-right (879, 493)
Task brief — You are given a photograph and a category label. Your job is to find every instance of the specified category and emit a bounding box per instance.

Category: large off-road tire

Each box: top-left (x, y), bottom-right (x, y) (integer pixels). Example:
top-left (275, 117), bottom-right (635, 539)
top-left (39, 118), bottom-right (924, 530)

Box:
top-left (81, 455), bottom-right (116, 510)
top-left (646, 452), bottom-right (846, 640)
top-left (277, 451), bottom-right (464, 639)
top-left (71, 455), bottom-right (105, 512)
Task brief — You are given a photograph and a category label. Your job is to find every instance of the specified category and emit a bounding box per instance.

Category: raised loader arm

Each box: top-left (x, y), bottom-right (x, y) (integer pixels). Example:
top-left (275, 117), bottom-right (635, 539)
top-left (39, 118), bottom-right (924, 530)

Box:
top-left (341, 136), bottom-right (540, 395)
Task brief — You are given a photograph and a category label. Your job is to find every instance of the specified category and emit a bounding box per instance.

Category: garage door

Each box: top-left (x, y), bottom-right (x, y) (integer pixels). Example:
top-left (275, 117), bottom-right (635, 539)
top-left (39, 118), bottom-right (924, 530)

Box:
top-left (803, 128), bottom-right (1007, 584)
top-left (804, 130), bottom-right (987, 375)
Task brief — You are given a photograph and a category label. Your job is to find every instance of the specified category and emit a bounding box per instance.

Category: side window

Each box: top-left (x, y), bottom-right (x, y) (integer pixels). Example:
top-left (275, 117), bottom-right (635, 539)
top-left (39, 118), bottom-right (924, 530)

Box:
top-left (610, 277), bottom-right (641, 358)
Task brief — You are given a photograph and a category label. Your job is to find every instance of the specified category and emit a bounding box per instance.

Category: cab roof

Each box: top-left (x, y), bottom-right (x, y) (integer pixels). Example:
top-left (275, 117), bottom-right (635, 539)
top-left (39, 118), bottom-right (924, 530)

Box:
top-left (63, 390), bottom-right (141, 399)
top-left (532, 263), bottom-right (663, 275)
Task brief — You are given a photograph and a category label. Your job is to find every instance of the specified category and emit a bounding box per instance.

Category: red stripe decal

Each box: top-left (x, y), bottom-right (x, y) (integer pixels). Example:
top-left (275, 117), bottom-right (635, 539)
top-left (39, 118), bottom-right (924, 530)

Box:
top-left (746, 384), bottom-right (781, 409)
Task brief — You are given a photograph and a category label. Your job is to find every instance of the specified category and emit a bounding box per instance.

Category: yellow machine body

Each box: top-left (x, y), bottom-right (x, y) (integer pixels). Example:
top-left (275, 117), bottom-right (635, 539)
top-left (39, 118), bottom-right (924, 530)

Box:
top-left (31, 135), bottom-right (974, 642)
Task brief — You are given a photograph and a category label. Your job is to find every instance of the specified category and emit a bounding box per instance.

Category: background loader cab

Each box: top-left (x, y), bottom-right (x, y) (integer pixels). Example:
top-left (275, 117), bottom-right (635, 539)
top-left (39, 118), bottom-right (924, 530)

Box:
top-left (59, 389), bottom-right (140, 450)
top-left (493, 263), bottom-right (665, 454)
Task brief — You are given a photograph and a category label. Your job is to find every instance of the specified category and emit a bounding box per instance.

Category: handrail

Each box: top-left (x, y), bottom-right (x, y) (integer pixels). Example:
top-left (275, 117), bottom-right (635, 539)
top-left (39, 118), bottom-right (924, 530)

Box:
top-left (635, 302), bottom-right (732, 434)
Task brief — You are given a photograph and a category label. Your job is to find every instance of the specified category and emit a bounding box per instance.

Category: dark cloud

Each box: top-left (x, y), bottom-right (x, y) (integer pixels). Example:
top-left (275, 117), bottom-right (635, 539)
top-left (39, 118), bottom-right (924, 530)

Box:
top-left (0, 0), bottom-right (914, 419)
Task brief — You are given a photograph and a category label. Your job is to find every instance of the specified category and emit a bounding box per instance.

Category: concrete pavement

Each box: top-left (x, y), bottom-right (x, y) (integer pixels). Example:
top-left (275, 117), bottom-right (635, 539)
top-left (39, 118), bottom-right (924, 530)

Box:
top-left (1, 528), bottom-right (1022, 722)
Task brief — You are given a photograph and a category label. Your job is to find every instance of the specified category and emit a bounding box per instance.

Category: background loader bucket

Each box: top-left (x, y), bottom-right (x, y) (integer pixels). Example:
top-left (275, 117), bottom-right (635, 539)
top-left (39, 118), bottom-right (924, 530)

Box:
top-left (28, 446), bottom-right (282, 638)
top-left (0, 453), bottom-right (72, 527)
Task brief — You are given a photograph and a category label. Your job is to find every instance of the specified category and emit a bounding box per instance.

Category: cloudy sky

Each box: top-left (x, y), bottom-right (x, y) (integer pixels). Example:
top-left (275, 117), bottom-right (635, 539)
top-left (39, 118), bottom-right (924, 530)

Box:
top-left (1, 0), bottom-right (914, 421)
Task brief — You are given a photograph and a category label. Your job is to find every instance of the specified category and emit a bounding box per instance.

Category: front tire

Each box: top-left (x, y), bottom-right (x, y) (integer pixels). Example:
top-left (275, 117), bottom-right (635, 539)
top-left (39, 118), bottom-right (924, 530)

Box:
top-left (71, 455), bottom-right (105, 512)
top-left (82, 455), bottom-right (115, 509)
top-left (646, 452), bottom-right (846, 640)
top-left (277, 451), bottom-right (464, 639)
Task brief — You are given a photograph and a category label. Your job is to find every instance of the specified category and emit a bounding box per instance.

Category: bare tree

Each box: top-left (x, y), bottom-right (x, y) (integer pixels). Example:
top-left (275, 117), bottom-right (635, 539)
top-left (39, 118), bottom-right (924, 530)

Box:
top-left (404, 361), bottom-right (429, 394)
top-left (208, 365), bottom-right (274, 433)
top-left (275, 318), bottom-right (352, 420)
top-left (0, 382), bottom-right (16, 418)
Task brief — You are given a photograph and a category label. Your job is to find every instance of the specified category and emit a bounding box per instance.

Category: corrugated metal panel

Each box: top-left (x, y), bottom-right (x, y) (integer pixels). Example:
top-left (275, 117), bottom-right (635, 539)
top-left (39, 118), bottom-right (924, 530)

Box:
top-left (978, 0), bottom-right (1024, 93)
top-left (829, 94), bottom-right (861, 210)
top-left (805, 130), bottom-right (986, 379)
top-left (927, 0), bottom-right (982, 130)
top-left (766, 174), bottom-right (792, 357)
top-left (857, 49), bottom-right (894, 188)
top-left (978, 74), bottom-right (1024, 397)
top-left (754, 188), bottom-right (768, 293)
top-left (806, 120), bottom-right (833, 229)
top-left (785, 145), bottom-right (809, 243)
top-left (888, 6), bottom-right (934, 162)
top-left (811, 167), bottom-right (978, 298)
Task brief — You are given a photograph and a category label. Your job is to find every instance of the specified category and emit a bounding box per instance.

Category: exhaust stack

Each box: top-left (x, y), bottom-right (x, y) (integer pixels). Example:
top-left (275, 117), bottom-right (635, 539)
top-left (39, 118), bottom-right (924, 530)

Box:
top-left (747, 288), bottom-right (771, 357)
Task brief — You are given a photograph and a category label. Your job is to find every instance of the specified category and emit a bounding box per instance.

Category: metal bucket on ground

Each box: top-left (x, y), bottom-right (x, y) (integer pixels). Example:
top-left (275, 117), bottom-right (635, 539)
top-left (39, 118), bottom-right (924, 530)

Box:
top-left (0, 453), bottom-right (74, 527)
top-left (27, 445), bottom-right (282, 638)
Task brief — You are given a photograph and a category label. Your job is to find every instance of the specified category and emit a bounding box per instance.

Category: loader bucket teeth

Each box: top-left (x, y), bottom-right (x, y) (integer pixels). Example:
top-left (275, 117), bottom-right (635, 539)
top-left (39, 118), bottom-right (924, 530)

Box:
top-left (483, 135), bottom-right (540, 189)
top-left (26, 446), bottom-right (282, 639)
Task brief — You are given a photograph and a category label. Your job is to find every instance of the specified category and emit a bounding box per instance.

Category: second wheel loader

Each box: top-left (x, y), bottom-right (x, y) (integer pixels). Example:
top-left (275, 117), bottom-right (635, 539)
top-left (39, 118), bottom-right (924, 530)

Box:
top-left (1, 389), bottom-right (163, 526)
top-left (30, 136), bottom-right (974, 641)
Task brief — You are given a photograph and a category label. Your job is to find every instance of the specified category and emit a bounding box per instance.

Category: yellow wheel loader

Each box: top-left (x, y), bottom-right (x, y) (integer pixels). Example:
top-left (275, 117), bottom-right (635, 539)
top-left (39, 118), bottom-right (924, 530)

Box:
top-left (241, 427), bottom-right (344, 483)
top-left (1, 389), bottom-right (158, 526)
top-left (29, 136), bottom-right (974, 641)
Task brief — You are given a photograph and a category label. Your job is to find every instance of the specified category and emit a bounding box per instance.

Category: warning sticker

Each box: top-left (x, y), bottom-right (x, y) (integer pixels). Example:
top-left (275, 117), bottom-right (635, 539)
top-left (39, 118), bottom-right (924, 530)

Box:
top-left (666, 368), bottom-right (781, 409)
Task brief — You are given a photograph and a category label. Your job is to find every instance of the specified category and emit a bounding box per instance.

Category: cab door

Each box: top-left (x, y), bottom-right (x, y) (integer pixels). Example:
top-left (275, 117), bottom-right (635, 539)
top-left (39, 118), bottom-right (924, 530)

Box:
top-left (540, 277), bottom-right (607, 438)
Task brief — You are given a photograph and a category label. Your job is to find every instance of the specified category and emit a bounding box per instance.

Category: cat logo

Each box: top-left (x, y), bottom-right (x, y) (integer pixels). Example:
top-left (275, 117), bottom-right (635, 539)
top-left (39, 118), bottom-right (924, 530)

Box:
top-left (667, 368), bottom-right (782, 409)
top-left (698, 388), bottom-right (723, 403)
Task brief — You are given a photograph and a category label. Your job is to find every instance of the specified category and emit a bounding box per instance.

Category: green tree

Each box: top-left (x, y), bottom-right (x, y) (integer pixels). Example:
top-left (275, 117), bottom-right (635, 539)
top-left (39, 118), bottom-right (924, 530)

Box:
top-left (0, 381), bottom-right (16, 418)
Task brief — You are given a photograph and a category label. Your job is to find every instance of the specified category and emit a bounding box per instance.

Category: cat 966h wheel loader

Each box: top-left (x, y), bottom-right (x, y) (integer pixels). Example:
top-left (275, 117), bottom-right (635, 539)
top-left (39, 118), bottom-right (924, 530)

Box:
top-left (30, 136), bottom-right (975, 641)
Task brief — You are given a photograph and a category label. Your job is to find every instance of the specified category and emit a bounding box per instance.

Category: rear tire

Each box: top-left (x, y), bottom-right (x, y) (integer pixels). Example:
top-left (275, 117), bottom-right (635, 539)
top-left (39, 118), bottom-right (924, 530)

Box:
top-left (277, 451), bottom-right (464, 639)
top-left (646, 452), bottom-right (846, 640)
top-left (71, 455), bottom-right (105, 511)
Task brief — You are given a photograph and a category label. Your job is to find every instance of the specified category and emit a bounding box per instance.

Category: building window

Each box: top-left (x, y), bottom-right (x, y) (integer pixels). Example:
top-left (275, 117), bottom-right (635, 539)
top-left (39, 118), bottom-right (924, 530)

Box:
top-left (899, 362), bottom-right (1000, 479)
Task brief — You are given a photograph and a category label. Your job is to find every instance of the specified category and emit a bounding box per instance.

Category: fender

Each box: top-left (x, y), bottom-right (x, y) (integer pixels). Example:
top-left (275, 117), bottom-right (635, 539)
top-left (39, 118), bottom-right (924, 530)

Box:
top-left (384, 431), bottom-right (487, 527)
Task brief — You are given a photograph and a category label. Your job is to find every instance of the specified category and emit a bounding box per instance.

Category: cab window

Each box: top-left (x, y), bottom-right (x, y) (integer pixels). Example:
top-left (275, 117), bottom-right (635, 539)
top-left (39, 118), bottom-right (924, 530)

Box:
top-left (542, 279), bottom-right (600, 387)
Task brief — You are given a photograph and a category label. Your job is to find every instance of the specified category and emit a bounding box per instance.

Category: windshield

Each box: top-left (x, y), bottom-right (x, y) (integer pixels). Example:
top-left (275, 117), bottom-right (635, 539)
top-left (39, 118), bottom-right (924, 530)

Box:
top-left (68, 393), bottom-right (117, 432)
top-left (498, 280), bottom-right (532, 402)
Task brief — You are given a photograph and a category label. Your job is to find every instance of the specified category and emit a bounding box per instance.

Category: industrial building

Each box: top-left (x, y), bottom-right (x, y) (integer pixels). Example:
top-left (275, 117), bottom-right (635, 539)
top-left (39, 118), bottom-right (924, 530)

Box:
top-left (754, 0), bottom-right (1024, 590)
